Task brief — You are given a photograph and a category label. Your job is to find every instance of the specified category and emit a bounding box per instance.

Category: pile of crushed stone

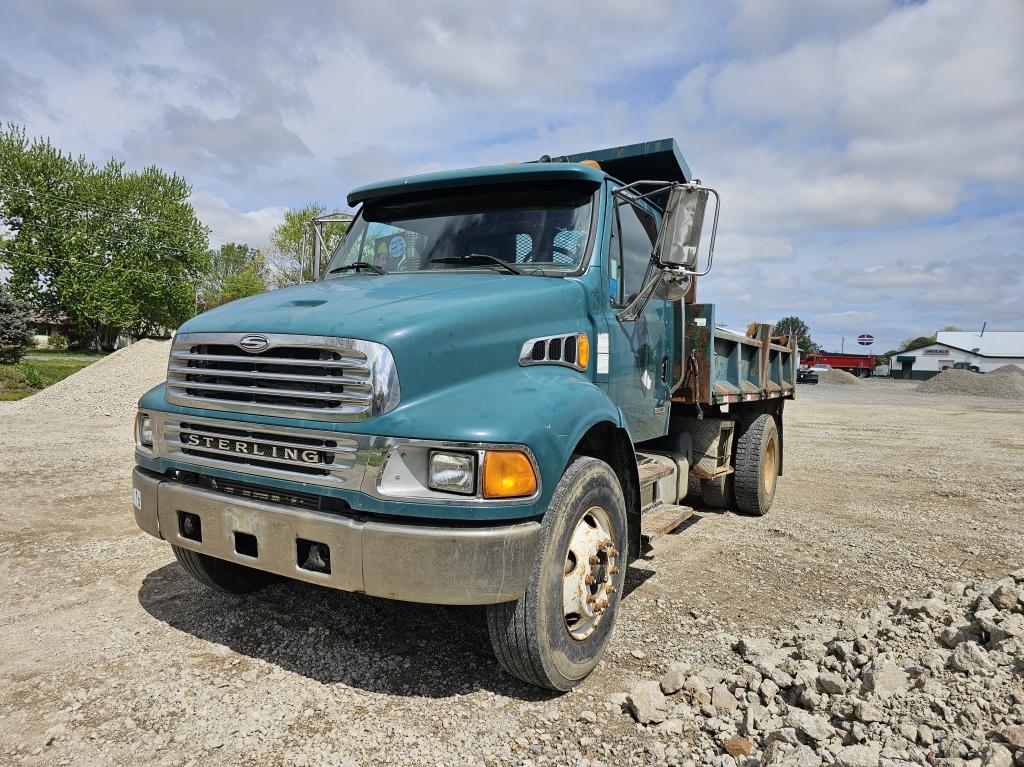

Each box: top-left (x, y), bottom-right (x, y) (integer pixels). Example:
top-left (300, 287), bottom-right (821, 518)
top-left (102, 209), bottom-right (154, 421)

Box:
top-left (7, 339), bottom-right (171, 419)
top-left (817, 369), bottom-right (865, 385)
top-left (618, 569), bottom-right (1024, 766)
top-left (989, 364), bottom-right (1024, 377)
top-left (915, 369), bottom-right (1024, 400)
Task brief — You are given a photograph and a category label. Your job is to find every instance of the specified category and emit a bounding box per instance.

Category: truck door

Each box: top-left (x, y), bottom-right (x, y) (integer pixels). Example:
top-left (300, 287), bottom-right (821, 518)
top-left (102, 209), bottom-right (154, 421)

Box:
top-left (606, 194), bottom-right (672, 443)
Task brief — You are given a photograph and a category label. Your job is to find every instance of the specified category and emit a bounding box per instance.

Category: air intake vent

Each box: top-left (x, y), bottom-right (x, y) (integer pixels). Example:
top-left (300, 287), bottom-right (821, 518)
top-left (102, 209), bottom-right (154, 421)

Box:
top-left (519, 333), bottom-right (588, 372)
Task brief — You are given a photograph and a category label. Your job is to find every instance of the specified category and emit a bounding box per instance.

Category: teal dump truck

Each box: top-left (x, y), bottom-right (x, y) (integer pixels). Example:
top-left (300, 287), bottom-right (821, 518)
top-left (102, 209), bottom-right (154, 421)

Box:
top-left (132, 139), bottom-right (796, 691)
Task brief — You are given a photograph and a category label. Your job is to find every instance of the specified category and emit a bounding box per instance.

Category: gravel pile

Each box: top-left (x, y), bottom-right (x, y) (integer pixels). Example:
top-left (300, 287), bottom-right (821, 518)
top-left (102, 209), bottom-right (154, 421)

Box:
top-left (818, 369), bottom-right (865, 386)
top-left (990, 365), bottom-right (1024, 378)
top-left (619, 569), bottom-right (1024, 766)
top-left (6, 339), bottom-right (171, 419)
top-left (915, 370), bottom-right (1024, 400)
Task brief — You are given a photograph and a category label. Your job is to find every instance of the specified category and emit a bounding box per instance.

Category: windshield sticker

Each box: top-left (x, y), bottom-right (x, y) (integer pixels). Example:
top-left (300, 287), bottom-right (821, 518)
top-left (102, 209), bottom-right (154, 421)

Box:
top-left (388, 235), bottom-right (407, 261)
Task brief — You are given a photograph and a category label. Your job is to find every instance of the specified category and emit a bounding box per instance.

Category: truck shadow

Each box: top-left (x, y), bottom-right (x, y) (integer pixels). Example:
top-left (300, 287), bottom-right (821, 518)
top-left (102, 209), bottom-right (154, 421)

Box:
top-left (138, 561), bottom-right (652, 701)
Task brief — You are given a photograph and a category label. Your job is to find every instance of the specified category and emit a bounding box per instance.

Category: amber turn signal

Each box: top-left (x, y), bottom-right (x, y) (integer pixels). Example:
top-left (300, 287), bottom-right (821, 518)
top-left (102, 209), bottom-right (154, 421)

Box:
top-left (576, 333), bottom-right (590, 370)
top-left (483, 450), bottom-right (538, 498)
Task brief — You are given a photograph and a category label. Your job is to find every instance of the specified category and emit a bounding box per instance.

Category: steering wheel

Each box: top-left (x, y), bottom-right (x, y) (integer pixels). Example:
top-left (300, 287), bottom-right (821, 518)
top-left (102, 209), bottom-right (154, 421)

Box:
top-left (549, 244), bottom-right (575, 263)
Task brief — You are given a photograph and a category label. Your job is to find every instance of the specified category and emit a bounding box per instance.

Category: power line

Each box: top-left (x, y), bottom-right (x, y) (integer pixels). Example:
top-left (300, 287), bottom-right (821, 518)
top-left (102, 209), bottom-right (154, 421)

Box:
top-left (3, 182), bottom-right (275, 247)
top-left (4, 217), bottom-right (210, 261)
top-left (0, 245), bottom-right (201, 284)
top-left (1, 182), bottom-right (206, 241)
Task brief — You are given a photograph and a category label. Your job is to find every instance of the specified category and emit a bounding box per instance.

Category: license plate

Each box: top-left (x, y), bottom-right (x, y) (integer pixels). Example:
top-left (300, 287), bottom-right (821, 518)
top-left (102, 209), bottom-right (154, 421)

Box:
top-left (132, 488), bottom-right (142, 510)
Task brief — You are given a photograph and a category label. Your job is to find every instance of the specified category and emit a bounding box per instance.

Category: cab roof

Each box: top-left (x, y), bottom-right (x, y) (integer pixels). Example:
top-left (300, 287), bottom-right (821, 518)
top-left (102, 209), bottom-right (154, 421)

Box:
top-left (346, 137), bottom-right (693, 207)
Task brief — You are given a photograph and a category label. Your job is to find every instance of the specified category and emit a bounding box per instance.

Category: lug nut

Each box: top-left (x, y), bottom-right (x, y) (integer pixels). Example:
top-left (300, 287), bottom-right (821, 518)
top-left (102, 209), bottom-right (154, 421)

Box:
top-left (589, 555), bottom-right (599, 565)
top-left (609, 566), bottom-right (620, 575)
top-left (607, 586), bottom-right (617, 594)
top-left (585, 575), bottom-right (595, 585)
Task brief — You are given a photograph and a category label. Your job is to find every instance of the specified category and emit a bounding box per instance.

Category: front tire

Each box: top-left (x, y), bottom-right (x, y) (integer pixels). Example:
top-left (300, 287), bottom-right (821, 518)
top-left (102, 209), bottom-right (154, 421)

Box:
top-left (486, 456), bottom-right (628, 691)
top-left (172, 545), bottom-right (278, 595)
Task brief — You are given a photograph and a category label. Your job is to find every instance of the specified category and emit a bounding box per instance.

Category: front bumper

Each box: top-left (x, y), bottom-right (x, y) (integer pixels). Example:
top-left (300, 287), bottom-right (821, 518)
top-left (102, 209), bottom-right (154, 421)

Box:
top-left (133, 467), bottom-right (540, 605)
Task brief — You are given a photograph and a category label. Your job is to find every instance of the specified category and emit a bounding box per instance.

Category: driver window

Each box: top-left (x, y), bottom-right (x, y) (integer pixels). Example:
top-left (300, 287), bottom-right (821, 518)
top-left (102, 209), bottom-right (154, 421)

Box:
top-left (611, 201), bottom-right (657, 305)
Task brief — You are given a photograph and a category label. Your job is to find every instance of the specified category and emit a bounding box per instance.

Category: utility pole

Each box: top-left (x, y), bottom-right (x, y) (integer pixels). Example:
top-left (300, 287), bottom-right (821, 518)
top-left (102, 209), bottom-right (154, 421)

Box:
top-left (841, 336), bottom-right (845, 353)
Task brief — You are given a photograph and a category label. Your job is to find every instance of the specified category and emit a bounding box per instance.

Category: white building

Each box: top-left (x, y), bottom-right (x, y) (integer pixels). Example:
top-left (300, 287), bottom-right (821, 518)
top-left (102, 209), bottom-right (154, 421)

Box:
top-left (893, 330), bottom-right (1024, 380)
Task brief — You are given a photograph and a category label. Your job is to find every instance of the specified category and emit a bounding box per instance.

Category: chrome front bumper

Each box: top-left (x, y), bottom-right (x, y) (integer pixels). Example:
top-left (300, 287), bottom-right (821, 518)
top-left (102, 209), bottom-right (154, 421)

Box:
top-left (132, 467), bottom-right (540, 605)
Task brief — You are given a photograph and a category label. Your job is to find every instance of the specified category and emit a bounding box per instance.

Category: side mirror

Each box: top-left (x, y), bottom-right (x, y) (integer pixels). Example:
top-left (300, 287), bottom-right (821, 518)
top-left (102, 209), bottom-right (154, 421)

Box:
top-left (658, 185), bottom-right (708, 269)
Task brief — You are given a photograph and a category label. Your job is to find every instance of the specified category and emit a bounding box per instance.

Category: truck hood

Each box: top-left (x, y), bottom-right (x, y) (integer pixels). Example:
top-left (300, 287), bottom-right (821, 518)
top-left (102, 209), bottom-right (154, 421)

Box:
top-left (179, 273), bottom-right (593, 400)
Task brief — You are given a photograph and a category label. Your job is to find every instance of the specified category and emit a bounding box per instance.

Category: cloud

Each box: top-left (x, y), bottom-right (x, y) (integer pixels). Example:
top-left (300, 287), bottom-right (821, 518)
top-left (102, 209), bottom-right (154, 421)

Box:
top-left (715, 233), bottom-right (796, 264)
top-left (0, 58), bottom-right (46, 119)
top-left (727, 0), bottom-right (891, 53)
top-left (189, 192), bottom-right (288, 249)
top-left (812, 310), bottom-right (881, 327)
top-left (813, 262), bottom-right (949, 289)
top-left (657, 0), bottom-right (1024, 232)
top-left (124, 106), bottom-right (311, 181)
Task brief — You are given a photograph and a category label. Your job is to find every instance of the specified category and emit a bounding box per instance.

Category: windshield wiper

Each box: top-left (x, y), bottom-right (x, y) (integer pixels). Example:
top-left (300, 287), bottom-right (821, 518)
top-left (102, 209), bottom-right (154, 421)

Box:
top-left (328, 261), bottom-right (387, 275)
top-left (429, 254), bottom-right (521, 275)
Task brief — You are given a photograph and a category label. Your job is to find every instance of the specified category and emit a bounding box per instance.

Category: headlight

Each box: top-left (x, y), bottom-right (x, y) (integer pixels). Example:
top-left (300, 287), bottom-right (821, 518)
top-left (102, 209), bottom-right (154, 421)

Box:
top-left (136, 411), bottom-right (153, 448)
top-left (428, 451), bottom-right (476, 495)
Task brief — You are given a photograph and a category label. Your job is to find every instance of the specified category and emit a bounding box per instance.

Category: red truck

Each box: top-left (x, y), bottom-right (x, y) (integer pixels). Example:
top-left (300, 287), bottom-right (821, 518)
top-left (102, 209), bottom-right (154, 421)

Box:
top-left (802, 352), bottom-right (875, 377)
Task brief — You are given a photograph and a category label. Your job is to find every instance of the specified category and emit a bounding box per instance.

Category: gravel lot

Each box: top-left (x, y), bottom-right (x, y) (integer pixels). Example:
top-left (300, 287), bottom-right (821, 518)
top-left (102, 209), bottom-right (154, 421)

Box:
top-left (1, 363), bottom-right (1022, 766)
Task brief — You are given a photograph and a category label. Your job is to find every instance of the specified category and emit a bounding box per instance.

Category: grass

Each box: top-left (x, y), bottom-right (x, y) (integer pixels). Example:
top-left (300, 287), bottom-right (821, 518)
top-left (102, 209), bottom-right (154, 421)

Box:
top-left (0, 352), bottom-right (107, 400)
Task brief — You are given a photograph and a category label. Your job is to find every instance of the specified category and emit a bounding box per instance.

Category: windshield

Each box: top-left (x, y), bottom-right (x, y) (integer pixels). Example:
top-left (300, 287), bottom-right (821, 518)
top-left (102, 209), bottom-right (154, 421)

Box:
top-left (325, 182), bottom-right (595, 277)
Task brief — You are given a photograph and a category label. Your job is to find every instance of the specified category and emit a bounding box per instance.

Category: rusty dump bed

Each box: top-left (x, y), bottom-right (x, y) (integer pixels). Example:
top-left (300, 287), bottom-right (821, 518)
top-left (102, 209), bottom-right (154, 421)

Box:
top-left (673, 304), bottom-right (797, 406)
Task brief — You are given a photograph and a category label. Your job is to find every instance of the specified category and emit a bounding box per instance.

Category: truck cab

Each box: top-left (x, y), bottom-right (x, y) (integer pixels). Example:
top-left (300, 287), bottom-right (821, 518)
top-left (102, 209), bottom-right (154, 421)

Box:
top-left (132, 139), bottom-right (795, 690)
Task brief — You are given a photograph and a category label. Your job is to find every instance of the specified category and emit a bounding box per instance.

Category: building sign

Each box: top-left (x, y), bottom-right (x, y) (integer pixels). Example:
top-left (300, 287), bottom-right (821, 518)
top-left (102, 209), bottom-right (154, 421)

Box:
top-left (923, 348), bottom-right (948, 355)
top-left (857, 334), bottom-right (874, 346)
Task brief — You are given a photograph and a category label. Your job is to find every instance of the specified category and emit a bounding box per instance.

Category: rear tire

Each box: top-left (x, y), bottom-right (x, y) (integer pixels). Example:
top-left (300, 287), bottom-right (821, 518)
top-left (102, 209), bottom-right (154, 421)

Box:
top-left (486, 455), bottom-right (628, 691)
top-left (172, 545), bottom-right (278, 595)
top-left (733, 414), bottom-right (779, 516)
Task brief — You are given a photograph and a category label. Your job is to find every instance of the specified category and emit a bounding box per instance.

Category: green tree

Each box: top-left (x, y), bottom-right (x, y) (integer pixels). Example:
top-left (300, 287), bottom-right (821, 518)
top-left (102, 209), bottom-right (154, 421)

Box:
top-left (267, 204), bottom-right (349, 286)
top-left (0, 123), bottom-right (209, 349)
top-left (900, 334), bottom-right (935, 351)
top-left (772, 316), bottom-right (819, 355)
top-left (201, 242), bottom-right (268, 306)
top-left (0, 283), bottom-right (35, 363)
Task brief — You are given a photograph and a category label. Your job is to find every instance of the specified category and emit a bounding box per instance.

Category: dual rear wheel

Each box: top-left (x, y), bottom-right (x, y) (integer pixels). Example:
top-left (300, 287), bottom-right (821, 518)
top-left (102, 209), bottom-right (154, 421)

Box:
top-left (700, 413), bottom-right (779, 517)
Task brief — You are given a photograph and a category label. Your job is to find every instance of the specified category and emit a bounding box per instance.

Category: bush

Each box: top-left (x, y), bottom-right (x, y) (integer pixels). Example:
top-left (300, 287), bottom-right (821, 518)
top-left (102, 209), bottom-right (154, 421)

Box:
top-left (47, 332), bottom-right (68, 350)
top-left (18, 360), bottom-right (43, 389)
top-left (0, 285), bottom-right (35, 363)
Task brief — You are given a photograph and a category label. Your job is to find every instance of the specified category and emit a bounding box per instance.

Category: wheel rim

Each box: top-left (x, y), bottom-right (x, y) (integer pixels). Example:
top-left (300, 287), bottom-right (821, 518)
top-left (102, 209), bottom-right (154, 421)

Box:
top-left (762, 435), bottom-right (778, 495)
top-left (562, 506), bottom-right (618, 641)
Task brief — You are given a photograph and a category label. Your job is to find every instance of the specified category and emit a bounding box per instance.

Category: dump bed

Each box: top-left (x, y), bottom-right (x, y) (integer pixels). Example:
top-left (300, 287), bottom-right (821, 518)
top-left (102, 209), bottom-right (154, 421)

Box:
top-left (673, 304), bottom-right (796, 406)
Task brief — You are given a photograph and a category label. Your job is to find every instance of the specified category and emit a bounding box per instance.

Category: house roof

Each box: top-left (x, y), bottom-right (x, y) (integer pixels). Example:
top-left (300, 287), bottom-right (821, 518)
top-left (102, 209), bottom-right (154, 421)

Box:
top-left (936, 331), bottom-right (1024, 357)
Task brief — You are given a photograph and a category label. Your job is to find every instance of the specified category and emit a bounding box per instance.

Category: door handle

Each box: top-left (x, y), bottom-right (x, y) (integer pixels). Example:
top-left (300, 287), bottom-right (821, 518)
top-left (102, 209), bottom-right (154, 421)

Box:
top-left (661, 356), bottom-right (669, 383)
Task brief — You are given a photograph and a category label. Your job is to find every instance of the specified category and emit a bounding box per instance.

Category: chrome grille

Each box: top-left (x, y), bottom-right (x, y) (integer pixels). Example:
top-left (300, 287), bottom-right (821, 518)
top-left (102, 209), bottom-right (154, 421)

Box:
top-left (161, 415), bottom-right (366, 488)
top-left (166, 332), bottom-right (400, 421)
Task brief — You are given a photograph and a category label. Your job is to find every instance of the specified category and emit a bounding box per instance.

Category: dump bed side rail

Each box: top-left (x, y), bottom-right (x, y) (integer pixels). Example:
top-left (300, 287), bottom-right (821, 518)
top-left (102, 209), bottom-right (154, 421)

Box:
top-left (673, 304), bottom-right (797, 406)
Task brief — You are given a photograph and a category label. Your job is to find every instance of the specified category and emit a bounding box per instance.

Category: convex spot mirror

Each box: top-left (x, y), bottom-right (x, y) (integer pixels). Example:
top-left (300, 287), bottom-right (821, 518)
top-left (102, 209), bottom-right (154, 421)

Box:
top-left (659, 186), bottom-right (709, 269)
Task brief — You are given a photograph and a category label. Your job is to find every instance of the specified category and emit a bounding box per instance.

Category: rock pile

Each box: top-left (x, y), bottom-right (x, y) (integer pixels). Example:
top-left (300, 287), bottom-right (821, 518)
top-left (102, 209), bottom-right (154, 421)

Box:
top-left (915, 369), bottom-right (1024, 400)
top-left (6, 339), bottom-right (171, 419)
top-left (619, 569), bottom-right (1024, 766)
top-left (817, 369), bottom-right (865, 385)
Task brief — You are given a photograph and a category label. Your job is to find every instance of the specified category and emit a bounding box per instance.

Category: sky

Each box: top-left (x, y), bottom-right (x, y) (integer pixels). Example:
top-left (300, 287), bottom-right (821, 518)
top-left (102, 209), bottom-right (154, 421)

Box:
top-left (1, 0), bottom-right (1022, 352)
